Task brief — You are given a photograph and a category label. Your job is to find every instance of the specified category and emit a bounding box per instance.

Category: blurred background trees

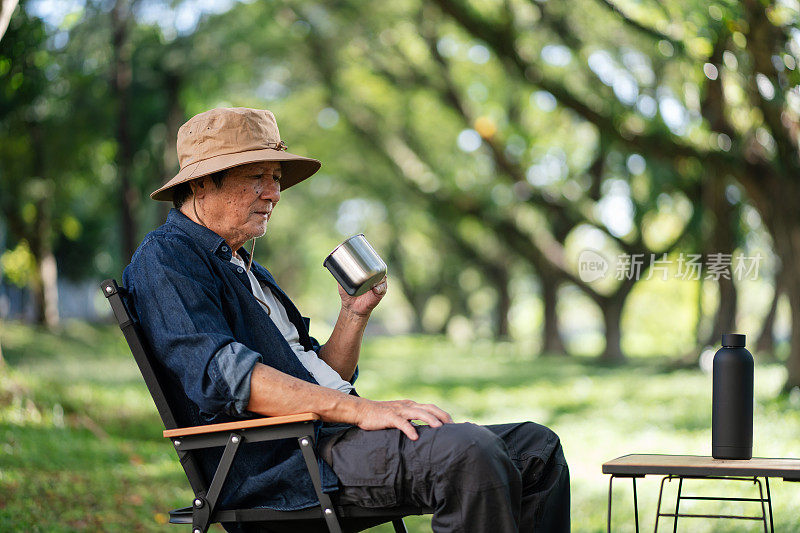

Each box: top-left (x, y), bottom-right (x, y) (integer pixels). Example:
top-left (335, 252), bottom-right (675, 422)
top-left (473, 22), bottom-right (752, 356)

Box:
top-left (1, 0), bottom-right (798, 390)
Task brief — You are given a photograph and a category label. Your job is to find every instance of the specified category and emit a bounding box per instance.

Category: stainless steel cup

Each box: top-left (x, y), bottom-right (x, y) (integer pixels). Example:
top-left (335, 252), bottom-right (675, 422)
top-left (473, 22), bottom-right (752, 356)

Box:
top-left (323, 234), bottom-right (387, 296)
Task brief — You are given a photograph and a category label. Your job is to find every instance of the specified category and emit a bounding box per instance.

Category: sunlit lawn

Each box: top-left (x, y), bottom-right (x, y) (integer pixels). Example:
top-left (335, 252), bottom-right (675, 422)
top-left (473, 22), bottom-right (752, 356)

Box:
top-left (2, 321), bottom-right (799, 532)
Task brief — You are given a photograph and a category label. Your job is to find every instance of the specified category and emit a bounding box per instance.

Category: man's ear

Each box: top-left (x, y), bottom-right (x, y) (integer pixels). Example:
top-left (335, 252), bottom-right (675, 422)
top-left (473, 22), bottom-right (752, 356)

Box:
top-left (190, 178), bottom-right (205, 199)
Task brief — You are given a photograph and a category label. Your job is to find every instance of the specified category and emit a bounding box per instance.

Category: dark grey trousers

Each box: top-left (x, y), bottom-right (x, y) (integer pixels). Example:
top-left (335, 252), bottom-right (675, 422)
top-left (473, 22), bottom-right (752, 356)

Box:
top-left (319, 421), bottom-right (570, 532)
top-left (236, 421), bottom-right (569, 533)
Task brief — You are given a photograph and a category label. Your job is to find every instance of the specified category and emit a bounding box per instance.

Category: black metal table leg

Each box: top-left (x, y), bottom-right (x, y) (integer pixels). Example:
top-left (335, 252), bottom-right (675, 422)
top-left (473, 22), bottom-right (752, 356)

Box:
top-left (607, 475), bottom-right (614, 533)
top-left (654, 476), bottom-right (672, 533)
top-left (653, 475), bottom-right (777, 529)
top-left (753, 477), bottom-right (768, 533)
top-left (765, 477), bottom-right (774, 533)
top-left (608, 472), bottom-right (782, 533)
top-left (607, 475), bottom-right (642, 533)
top-left (632, 477), bottom-right (639, 533)
top-left (672, 476), bottom-right (683, 533)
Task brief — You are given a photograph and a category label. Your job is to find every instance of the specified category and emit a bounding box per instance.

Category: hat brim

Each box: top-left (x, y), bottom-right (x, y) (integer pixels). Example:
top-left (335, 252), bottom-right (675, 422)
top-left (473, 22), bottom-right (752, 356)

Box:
top-left (150, 148), bottom-right (321, 201)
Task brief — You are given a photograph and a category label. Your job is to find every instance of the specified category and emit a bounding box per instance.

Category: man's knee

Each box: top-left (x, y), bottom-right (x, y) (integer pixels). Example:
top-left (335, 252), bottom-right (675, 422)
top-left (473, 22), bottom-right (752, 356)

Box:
top-left (511, 421), bottom-right (566, 462)
top-left (428, 423), bottom-right (518, 490)
top-left (522, 420), bottom-right (560, 443)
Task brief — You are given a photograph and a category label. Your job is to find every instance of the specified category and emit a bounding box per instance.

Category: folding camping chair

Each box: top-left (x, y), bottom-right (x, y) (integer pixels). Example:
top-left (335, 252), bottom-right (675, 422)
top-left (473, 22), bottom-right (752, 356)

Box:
top-left (101, 279), bottom-right (430, 533)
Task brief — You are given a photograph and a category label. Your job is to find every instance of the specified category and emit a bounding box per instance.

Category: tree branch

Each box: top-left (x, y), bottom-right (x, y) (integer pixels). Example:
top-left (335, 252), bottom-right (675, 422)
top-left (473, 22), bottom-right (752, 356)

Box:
top-left (742, 0), bottom-right (800, 174)
top-left (592, 0), bottom-right (685, 56)
top-left (431, 0), bottom-right (731, 169)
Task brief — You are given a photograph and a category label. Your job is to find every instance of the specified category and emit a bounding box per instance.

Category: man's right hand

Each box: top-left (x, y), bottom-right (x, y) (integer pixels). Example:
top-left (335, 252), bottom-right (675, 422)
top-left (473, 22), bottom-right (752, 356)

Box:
top-left (353, 398), bottom-right (454, 440)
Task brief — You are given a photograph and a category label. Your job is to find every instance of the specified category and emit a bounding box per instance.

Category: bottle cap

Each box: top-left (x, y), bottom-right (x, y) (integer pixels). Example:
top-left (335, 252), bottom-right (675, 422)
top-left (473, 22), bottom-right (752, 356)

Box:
top-left (721, 333), bottom-right (746, 347)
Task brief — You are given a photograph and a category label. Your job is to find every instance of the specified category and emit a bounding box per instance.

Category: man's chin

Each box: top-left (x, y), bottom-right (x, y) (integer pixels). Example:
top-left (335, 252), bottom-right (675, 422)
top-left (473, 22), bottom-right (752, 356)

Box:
top-left (251, 224), bottom-right (268, 239)
top-left (248, 215), bottom-right (270, 236)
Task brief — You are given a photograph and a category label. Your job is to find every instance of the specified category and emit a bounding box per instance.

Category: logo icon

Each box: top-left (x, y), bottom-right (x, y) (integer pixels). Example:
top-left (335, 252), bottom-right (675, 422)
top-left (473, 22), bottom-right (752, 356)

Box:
top-left (578, 249), bottom-right (609, 283)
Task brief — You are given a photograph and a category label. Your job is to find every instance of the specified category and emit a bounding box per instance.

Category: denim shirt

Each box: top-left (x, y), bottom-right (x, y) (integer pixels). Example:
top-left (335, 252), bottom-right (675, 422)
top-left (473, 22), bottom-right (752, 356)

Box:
top-left (122, 208), bottom-right (352, 511)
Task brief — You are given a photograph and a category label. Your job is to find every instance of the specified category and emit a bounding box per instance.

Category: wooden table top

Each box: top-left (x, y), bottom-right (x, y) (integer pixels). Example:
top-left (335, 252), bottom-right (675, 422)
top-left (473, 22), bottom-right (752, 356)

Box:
top-left (603, 454), bottom-right (800, 480)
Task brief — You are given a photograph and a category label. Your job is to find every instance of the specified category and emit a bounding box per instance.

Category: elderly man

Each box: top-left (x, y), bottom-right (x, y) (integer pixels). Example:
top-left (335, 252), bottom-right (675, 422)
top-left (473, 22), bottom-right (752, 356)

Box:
top-left (124, 107), bottom-right (569, 532)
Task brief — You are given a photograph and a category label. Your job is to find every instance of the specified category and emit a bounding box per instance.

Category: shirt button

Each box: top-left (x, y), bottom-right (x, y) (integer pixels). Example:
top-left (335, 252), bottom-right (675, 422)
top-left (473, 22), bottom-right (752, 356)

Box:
top-left (237, 267), bottom-right (244, 274)
top-left (221, 245), bottom-right (228, 252)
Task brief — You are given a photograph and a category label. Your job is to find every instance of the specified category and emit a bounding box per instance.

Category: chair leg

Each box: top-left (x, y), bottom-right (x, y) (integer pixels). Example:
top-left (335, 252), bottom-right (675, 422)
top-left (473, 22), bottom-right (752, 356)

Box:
top-left (391, 519), bottom-right (408, 533)
top-left (297, 435), bottom-right (343, 533)
top-left (193, 432), bottom-right (242, 533)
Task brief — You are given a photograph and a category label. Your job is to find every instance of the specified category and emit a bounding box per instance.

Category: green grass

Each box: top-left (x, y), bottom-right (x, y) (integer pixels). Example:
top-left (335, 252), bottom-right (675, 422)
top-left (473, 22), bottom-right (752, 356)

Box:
top-left (1, 322), bottom-right (799, 531)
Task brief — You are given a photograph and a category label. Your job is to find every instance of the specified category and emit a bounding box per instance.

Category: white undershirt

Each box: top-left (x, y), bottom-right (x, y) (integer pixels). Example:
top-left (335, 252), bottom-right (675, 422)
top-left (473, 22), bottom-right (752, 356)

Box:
top-left (231, 254), bottom-right (354, 393)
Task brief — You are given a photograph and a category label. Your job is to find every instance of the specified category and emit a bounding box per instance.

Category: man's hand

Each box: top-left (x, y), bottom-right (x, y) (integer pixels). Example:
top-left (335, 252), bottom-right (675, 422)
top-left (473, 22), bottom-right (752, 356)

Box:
top-left (338, 276), bottom-right (388, 317)
top-left (247, 363), bottom-right (453, 440)
top-left (354, 398), bottom-right (454, 440)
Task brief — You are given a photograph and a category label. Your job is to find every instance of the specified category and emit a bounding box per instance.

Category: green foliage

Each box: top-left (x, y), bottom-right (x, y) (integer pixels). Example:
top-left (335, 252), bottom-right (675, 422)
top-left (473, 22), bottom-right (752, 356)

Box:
top-left (0, 0), bottom-right (797, 350)
top-left (0, 2), bottom-right (47, 115)
top-left (0, 1), bottom-right (122, 290)
top-left (0, 239), bottom-right (34, 286)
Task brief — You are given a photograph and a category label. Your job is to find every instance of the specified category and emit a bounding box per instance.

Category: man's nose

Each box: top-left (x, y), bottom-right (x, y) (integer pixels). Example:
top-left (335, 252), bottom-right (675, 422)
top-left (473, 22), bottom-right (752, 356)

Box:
top-left (261, 182), bottom-right (280, 203)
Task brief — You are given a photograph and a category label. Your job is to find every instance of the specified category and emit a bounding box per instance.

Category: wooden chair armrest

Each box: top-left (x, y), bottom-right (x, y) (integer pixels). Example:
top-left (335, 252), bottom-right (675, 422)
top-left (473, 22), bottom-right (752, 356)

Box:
top-left (163, 412), bottom-right (320, 438)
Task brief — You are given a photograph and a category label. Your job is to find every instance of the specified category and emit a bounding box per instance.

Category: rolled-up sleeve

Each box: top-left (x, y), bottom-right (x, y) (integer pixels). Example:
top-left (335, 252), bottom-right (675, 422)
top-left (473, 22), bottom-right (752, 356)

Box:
top-left (209, 342), bottom-right (263, 416)
top-left (124, 236), bottom-right (260, 420)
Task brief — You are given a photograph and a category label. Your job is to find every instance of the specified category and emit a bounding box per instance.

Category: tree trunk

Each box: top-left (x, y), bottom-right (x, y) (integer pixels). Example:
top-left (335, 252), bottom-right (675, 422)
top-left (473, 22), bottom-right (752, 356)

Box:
top-left (29, 196), bottom-right (59, 329)
top-left (496, 283), bottom-right (510, 340)
top-left (440, 282), bottom-right (470, 335)
top-left (694, 279), bottom-right (705, 346)
top-left (111, 0), bottom-right (138, 263)
top-left (40, 252), bottom-right (59, 327)
top-left (771, 222), bottom-right (800, 391)
top-left (744, 178), bottom-right (800, 391)
top-left (755, 274), bottom-right (781, 360)
top-left (384, 238), bottom-right (427, 333)
top-left (488, 265), bottom-right (510, 340)
top-left (540, 272), bottom-right (566, 355)
top-left (599, 295), bottom-right (626, 363)
top-left (597, 277), bottom-right (637, 363)
top-left (704, 276), bottom-right (737, 347)
top-left (30, 251), bottom-right (59, 328)
top-left (401, 279), bottom-right (434, 334)
top-left (701, 175), bottom-right (738, 347)
top-left (785, 271), bottom-right (800, 392)
top-left (159, 71), bottom-right (183, 221)
top-left (27, 124), bottom-right (59, 329)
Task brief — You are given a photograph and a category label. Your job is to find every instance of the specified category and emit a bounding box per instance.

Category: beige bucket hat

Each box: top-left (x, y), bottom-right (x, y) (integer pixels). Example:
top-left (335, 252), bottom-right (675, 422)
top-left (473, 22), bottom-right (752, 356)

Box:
top-left (150, 107), bottom-right (321, 201)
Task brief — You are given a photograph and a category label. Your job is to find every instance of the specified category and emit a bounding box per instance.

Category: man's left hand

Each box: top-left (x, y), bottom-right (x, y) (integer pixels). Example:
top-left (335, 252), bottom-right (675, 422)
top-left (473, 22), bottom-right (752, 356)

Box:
top-left (339, 276), bottom-right (387, 317)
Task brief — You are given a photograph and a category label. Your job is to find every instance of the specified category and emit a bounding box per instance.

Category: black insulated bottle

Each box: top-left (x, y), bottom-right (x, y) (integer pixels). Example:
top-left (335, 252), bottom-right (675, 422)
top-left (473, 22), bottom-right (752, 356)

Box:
top-left (712, 333), bottom-right (754, 460)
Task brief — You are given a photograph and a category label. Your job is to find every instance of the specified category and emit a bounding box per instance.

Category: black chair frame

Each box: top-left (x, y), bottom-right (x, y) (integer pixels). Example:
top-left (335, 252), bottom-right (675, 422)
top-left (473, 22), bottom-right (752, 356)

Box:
top-left (102, 279), bottom-right (429, 533)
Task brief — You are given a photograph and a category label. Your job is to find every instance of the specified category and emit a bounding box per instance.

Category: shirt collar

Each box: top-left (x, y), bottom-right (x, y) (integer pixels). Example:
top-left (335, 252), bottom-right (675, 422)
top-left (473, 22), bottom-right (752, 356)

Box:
top-left (237, 244), bottom-right (280, 287)
top-left (166, 208), bottom-right (231, 258)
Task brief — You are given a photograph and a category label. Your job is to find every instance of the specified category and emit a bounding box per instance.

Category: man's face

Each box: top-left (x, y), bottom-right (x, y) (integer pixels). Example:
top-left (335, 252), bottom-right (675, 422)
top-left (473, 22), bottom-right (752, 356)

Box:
top-left (192, 161), bottom-right (282, 249)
